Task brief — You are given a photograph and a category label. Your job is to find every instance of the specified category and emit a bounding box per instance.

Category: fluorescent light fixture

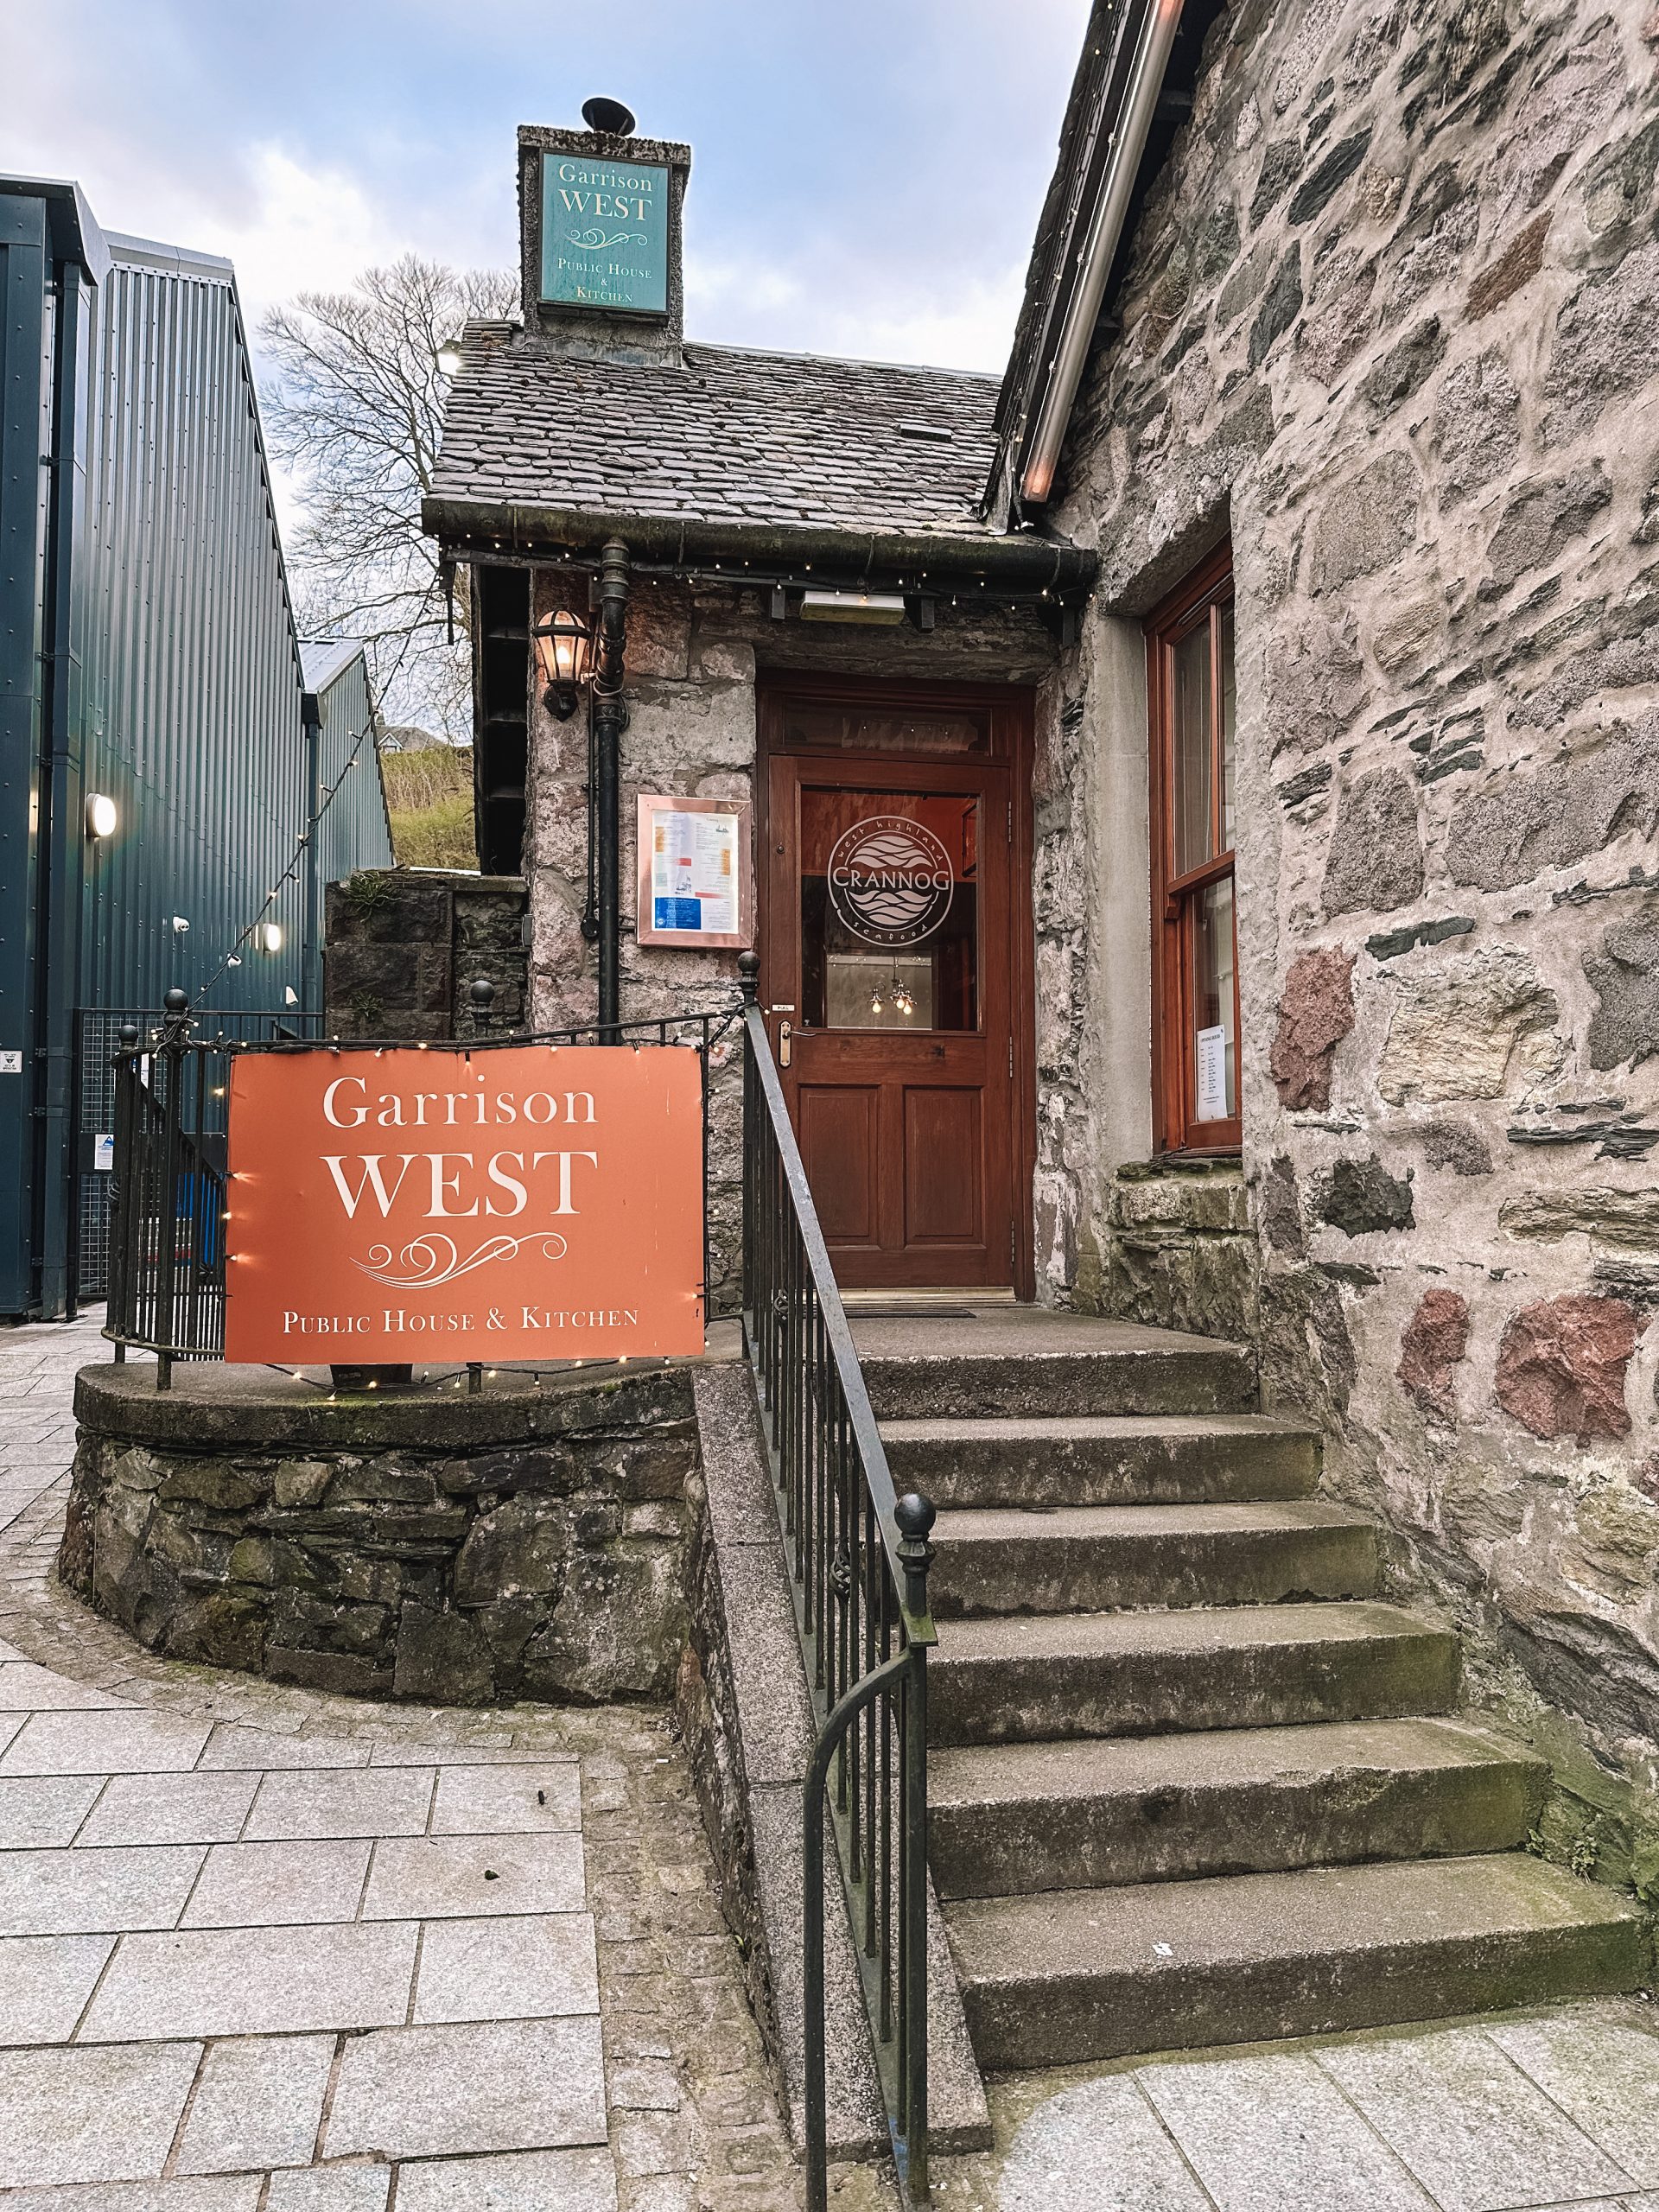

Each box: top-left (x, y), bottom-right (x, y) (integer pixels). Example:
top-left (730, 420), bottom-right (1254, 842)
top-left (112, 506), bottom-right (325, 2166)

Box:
top-left (798, 590), bottom-right (907, 626)
top-left (258, 921), bottom-right (283, 954)
top-left (86, 792), bottom-right (118, 839)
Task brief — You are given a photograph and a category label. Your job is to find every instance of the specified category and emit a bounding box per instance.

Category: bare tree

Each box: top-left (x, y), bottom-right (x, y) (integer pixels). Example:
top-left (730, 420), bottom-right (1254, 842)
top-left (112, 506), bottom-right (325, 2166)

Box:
top-left (259, 255), bottom-right (518, 738)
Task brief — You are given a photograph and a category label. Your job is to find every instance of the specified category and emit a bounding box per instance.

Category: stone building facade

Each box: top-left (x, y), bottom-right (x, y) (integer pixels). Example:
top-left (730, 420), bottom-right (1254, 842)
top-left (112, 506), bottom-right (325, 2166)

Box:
top-left (426, 4), bottom-right (1659, 1886)
top-left (1023, 0), bottom-right (1659, 1885)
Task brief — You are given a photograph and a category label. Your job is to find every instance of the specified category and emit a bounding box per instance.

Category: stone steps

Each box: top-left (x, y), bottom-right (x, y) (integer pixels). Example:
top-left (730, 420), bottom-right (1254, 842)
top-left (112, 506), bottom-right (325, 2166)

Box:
top-left (928, 1717), bottom-right (1549, 1897)
top-left (881, 1411), bottom-right (1322, 1508)
top-left (852, 1313), bottom-right (1256, 1421)
top-left (768, 1306), bottom-right (1648, 2089)
top-left (928, 1601), bottom-right (1461, 1746)
top-left (927, 1499), bottom-right (1379, 1617)
top-left (944, 1853), bottom-right (1651, 2070)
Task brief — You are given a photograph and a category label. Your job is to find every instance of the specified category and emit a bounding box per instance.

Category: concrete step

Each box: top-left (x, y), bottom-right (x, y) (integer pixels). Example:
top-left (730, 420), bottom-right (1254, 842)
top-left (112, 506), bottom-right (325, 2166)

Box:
top-left (928, 1601), bottom-right (1459, 1746)
top-left (944, 1853), bottom-right (1652, 2069)
top-left (928, 1718), bottom-right (1548, 1897)
top-left (927, 1501), bottom-right (1379, 1618)
top-left (850, 1313), bottom-right (1255, 1421)
top-left (881, 1412), bottom-right (1321, 1510)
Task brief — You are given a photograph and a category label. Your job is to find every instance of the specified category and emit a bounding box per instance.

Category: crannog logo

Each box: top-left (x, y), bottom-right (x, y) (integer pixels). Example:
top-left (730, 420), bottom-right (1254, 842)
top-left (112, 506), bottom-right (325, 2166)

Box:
top-left (540, 155), bottom-right (669, 315)
top-left (224, 1046), bottom-right (702, 1364)
top-left (826, 816), bottom-right (955, 949)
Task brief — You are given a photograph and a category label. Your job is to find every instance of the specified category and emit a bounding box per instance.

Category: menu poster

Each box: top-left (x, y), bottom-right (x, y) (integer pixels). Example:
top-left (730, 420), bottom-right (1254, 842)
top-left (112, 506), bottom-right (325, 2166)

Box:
top-left (636, 795), bottom-right (753, 950)
top-left (1195, 1023), bottom-right (1230, 1122)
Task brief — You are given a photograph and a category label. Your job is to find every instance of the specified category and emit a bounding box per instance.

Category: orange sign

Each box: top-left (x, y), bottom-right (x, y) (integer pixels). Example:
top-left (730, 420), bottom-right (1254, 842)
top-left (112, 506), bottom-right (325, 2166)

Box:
top-left (224, 1045), bottom-right (704, 1364)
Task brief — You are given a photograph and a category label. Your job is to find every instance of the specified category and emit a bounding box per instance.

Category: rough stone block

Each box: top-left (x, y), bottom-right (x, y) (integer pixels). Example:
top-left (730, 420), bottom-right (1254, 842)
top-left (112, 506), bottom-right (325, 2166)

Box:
top-left (1495, 1295), bottom-right (1637, 1442)
top-left (1271, 947), bottom-right (1356, 1109)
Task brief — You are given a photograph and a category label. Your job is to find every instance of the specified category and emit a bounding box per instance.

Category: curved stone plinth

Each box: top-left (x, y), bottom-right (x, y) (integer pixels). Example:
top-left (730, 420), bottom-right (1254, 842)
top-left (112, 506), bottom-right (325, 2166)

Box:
top-left (66, 1357), bottom-right (715, 1706)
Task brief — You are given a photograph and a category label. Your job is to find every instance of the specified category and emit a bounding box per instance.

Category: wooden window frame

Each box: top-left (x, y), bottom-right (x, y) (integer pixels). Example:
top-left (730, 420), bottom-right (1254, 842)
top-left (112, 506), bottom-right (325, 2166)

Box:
top-left (1147, 543), bottom-right (1242, 1154)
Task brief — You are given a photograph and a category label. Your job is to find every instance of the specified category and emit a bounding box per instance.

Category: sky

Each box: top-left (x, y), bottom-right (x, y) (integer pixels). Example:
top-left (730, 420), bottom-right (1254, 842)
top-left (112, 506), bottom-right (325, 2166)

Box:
top-left (3, 1), bottom-right (1090, 387)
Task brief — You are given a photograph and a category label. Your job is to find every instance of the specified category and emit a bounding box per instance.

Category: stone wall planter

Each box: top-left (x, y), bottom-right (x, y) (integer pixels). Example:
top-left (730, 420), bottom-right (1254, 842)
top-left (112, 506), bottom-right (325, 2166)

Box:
top-left (66, 1359), bottom-right (708, 1705)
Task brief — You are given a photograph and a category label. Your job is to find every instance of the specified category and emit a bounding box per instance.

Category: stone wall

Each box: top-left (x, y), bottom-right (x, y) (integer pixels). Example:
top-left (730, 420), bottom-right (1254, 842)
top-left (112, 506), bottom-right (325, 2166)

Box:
top-left (1046, 0), bottom-right (1659, 1879)
top-left (66, 1363), bottom-right (700, 1706)
top-left (324, 868), bottom-right (528, 1041)
top-left (1106, 1163), bottom-right (1258, 1342)
top-left (523, 575), bottom-right (1058, 1309)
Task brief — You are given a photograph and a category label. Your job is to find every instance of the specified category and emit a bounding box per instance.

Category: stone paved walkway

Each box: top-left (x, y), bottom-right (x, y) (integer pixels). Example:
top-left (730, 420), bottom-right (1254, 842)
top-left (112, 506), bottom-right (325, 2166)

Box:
top-left (0, 1314), bottom-right (807, 2212)
top-left (5, 1318), bottom-right (1657, 2212)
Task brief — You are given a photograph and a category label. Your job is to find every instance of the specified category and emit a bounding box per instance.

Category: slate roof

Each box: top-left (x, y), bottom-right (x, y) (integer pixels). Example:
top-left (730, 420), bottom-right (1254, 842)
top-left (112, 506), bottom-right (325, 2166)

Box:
top-left (428, 329), bottom-right (1004, 546)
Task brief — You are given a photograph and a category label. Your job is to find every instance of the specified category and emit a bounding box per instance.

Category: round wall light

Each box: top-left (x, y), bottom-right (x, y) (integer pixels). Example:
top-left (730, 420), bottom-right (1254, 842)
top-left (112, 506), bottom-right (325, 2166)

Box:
top-left (86, 793), bottom-right (118, 840)
top-left (258, 921), bottom-right (283, 954)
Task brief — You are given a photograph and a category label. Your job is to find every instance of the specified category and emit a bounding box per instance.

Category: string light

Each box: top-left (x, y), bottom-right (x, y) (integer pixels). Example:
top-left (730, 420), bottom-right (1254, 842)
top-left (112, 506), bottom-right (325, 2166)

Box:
top-left (195, 715), bottom-right (378, 1002)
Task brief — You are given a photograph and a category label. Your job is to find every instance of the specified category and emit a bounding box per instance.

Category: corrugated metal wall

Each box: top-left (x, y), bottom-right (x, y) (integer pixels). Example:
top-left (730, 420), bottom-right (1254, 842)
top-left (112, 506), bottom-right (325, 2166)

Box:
top-left (77, 239), bottom-right (314, 1014)
top-left (0, 186), bottom-right (396, 1313)
top-left (312, 648), bottom-right (393, 895)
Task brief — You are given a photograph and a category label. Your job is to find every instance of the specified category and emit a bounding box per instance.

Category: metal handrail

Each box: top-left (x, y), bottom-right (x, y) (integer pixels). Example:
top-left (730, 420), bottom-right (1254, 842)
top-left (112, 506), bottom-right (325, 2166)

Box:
top-left (736, 954), bottom-right (937, 2209)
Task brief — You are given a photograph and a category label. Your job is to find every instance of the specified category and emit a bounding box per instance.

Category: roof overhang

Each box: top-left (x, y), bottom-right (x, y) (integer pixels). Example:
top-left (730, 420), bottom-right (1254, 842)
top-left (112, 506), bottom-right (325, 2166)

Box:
top-left (986, 0), bottom-right (1211, 527)
top-left (422, 494), bottom-right (1097, 604)
top-left (0, 175), bottom-right (111, 285)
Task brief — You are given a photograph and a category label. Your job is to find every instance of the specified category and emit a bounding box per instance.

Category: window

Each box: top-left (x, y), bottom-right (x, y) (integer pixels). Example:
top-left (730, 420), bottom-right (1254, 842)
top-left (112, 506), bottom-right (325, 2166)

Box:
top-left (1148, 545), bottom-right (1240, 1152)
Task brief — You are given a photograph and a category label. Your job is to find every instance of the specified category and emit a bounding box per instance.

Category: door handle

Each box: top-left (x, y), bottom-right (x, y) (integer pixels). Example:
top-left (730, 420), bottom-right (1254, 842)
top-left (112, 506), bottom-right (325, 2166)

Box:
top-left (777, 1019), bottom-right (792, 1069)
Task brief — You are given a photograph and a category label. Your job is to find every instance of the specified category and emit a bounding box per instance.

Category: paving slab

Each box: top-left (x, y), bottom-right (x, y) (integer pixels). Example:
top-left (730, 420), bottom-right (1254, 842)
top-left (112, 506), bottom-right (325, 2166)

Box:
top-left (1485, 2007), bottom-right (1659, 2185)
top-left (1316, 2024), bottom-right (1637, 2212)
top-left (361, 1832), bottom-right (585, 1919)
top-left (197, 1726), bottom-right (372, 1771)
top-left (0, 1842), bottom-right (204, 1936)
top-left (244, 1768), bottom-right (435, 1841)
top-left (264, 2171), bottom-right (391, 2212)
top-left (982, 2075), bottom-right (1213, 2212)
top-left (0, 1932), bottom-right (116, 2044)
top-left (0, 1664), bottom-right (129, 1710)
top-left (0, 1712), bottom-right (211, 1777)
top-left (0, 2182), bottom-right (264, 2212)
top-left (180, 1839), bottom-right (372, 1928)
top-left (77, 1773), bottom-right (259, 1848)
top-left (1138, 2050), bottom-right (1437, 2212)
top-left (412, 1912), bottom-right (599, 2024)
top-left (430, 1764), bottom-right (582, 1834)
top-left (0, 2039), bottom-right (202, 2188)
top-left (396, 2149), bottom-right (618, 2211)
top-left (0, 1775), bottom-right (104, 1849)
top-left (79, 1921), bottom-right (419, 2041)
top-left (324, 2016), bottom-right (608, 2160)
top-left (175, 2031), bottom-right (337, 2175)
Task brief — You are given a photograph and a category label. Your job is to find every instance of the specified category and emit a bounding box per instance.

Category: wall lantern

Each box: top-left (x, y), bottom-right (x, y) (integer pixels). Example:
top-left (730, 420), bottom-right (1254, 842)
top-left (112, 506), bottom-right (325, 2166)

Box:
top-left (532, 607), bottom-right (594, 721)
top-left (258, 921), bottom-right (283, 954)
top-left (86, 792), bottom-right (118, 840)
top-left (436, 338), bottom-right (465, 378)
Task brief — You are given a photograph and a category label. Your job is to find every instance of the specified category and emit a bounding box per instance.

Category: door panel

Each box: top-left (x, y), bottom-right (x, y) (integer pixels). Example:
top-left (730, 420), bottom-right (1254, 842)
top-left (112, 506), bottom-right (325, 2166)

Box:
top-left (797, 1085), bottom-right (880, 1243)
top-left (760, 716), bottom-right (1026, 1290)
top-left (903, 1087), bottom-right (982, 1245)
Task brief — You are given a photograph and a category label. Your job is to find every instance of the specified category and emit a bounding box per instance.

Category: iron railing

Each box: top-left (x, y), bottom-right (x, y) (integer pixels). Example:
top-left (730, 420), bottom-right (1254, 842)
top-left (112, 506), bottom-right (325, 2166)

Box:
top-left (737, 954), bottom-right (937, 2209)
top-left (75, 1003), bottom-right (321, 1305)
top-left (103, 984), bottom-right (742, 1382)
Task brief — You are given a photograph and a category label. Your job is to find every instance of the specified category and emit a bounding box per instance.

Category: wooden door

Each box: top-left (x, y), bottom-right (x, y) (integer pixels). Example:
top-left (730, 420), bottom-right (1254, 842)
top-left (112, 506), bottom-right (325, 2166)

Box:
top-left (758, 680), bottom-right (1033, 1292)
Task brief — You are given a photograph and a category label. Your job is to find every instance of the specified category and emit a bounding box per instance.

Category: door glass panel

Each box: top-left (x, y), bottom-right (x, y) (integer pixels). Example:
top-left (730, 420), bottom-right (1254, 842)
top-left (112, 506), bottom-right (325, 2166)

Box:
top-left (1219, 601), bottom-right (1236, 856)
top-left (1172, 621), bottom-right (1214, 874)
top-left (1191, 872), bottom-right (1236, 1124)
top-left (799, 788), bottom-right (979, 1032)
top-left (781, 702), bottom-right (989, 754)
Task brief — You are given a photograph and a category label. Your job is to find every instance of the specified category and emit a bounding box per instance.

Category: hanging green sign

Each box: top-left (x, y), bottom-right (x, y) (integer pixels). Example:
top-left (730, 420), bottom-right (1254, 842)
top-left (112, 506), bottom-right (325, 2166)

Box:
top-left (540, 155), bottom-right (669, 315)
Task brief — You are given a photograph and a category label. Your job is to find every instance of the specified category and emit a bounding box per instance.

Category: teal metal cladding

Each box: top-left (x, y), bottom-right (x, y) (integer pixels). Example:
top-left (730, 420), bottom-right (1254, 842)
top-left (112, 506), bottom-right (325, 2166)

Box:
top-left (0, 182), bottom-right (393, 1317)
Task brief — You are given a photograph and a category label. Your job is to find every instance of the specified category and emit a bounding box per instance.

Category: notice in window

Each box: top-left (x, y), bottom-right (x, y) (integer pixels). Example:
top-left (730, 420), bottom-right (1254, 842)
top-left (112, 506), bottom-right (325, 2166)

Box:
top-left (637, 795), bottom-right (753, 949)
top-left (1195, 1023), bottom-right (1230, 1122)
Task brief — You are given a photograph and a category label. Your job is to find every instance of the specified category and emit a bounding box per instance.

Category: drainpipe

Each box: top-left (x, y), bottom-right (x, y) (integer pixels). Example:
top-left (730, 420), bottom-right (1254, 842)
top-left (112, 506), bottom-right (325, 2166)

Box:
top-left (1020, 0), bottom-right (1185, 507)
top-left (299, 690), bottom-right (322, 1019)
top-left (590, 538), bottom-right (630, 1037)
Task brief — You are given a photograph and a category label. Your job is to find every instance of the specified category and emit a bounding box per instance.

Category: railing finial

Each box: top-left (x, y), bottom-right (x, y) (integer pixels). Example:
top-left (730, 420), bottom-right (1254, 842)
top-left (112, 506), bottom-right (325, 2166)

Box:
top-left (895, 1491), bottom-right (937, 1622)
top-left (736, 949), bottom-right (760, 1004)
